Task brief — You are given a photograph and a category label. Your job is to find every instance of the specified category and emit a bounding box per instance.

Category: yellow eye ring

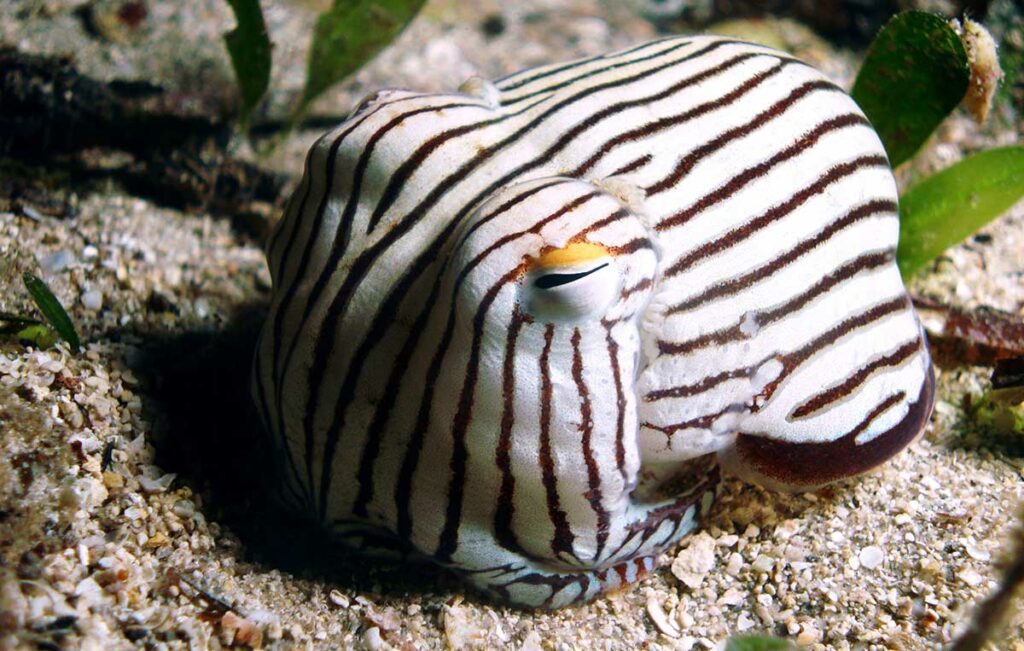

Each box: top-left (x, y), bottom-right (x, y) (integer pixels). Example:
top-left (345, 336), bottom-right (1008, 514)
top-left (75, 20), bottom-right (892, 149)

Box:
top-left (535, 242), bottom-right (609, 270)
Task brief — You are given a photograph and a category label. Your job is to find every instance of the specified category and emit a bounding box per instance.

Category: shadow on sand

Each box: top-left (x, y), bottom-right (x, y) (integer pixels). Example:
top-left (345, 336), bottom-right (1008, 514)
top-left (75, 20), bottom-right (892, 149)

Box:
top-left (128, 302), bottom-right (457, 603)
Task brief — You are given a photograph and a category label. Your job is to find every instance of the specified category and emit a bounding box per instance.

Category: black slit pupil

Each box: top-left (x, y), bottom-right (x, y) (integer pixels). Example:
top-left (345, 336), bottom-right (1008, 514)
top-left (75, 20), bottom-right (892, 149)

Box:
top-left (533, 263), bottom-right (608, 290)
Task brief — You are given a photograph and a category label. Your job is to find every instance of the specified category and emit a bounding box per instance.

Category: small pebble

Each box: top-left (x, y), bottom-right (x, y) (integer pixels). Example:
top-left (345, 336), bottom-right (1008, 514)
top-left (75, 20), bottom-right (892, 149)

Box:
top-left (362, 626), bottom-right (384, 651)
top-left (859, 545), bottom-right (885, 570)
top-left (959, 569), bottom-right (985, 587)
top-left (123, 506), bottom-right (145, 521)
top-left (328, 589), bottom-right (349, 608)
top-left (725, 552), bottom-right (743, 576)
top-left (145, 532), bottom-right (169, 548)
top-left (965, 542), bottom-right (990, 562)
top-left (735, 612), bottom-right (755, 632)
top-left (751, 554), bottom-right (774, 573)
top-left (81, 290), bottom-right (103, 311)
top-left (137, 473), bottom-right (175, 494)
top-left (716, 588), bottom-right (744, 607)
top-left (797, 622), bottom-right (821, 645)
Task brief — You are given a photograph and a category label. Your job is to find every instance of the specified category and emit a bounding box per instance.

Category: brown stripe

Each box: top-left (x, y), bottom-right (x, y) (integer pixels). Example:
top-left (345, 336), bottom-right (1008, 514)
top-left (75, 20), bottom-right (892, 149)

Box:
top-left (571, 328), bottom-right (609, 558)
top-left (251, 338), bottom-right (309, 511)
top-left (621, 277), bottom-right (654, 299)
top-left (643, 402), bottom-right (747, 437)
top-left (272, 96), bottom-right (438, 391)
top-left (539, 325), bottom-right (577, 559)
top-left (790, 339), bottom-right (921, 419)
top-left (393, 303), bottom-right (452, 542)
top-left (499, 38), bottom-right (693, 103)
top-left (661, 154), bottom-right (889, 278)
top-left (663, 200), bottom-right (897, 319)
top-left (494, 309), bottom-right (531, 556)
top-left (645, 79), bottom-right (840, 196)
top-left (315, 183), bottom-right (547, 518)
top-left (372, 41), bottom-right (731, 242)
top-left (605, 326), bottom-right (629, 481)
top-left (268, 120), bottom-right (358, 383)
top-left (496, 54), bottom-right (603, 91)
top-left (660, 247), bottom-right (895, 356)
top-left (609, 153), bottom-right (652, 176)
top-left (265, 131), bottom-right (322, 282)
top-left (496, 38), bottom-right (679, 89)
top-left (569, 58), bottom-right (793, 177)
top-left (645, 367), bottom-right (752, 402)
top-left (759, 296), bottom-right (911, 401)
top-left (623, 464), bottom-right (717, 537)
top-left (657, 113), bottom-right (871, 232)
top-left (615, 564), bottom-right (629, 583)
top-left (647, 296), bottom-right (908, 403)
top-left (575, 208), bottom-right (631, 236)
top-left (553, 51), bottom-right (773, 178)
top-left (268, 96), bottom-right (465, 487)
top-left (607, 237), bottom-right (655, 256)
top-left (352, 102), bottom-right (480, 234)
top-left (288, 105), bottom-right (482, 469)
top-left (350, 275), bottom-right (446, 519)
top-left (452, 180), bottom-right (566, 254)
top-left (306, 42), bottom-right (742, 435)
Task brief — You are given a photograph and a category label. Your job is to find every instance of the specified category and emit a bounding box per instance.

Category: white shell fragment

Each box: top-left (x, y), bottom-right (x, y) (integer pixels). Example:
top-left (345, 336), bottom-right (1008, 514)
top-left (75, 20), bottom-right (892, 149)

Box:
top-left (646, 591), bottom-right (681, 638)
top-left (859, 545), bottom-right (885, 570)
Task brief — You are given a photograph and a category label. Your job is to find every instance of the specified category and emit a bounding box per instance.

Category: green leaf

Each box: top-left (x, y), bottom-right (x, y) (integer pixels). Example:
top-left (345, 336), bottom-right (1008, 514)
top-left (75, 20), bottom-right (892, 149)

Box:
top-left (297, 0), bottom-right (427, 117)
top-left (898, 146), bottom-right (1024, 277)
top-left (724, 635), bottom-right (793, 651)
top-left (224, 0), bottom-right (272, 126)
top-left (16, 324), bottom-right (59, 350)
top-left (22, 272), bottom-right (80, 352)
top-left (852, 11), bottom-right (969, 167)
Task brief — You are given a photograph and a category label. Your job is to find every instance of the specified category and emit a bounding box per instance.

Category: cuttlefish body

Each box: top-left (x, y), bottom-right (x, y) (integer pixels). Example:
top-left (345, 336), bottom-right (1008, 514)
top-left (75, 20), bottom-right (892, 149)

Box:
top-left (252, 36), bottom-right (935, 608)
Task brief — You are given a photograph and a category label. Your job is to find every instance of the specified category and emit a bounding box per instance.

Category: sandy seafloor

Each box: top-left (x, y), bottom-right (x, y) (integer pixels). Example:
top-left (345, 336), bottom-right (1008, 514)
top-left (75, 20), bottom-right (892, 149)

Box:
top-left (1, 1), bottom-right (1023, 649)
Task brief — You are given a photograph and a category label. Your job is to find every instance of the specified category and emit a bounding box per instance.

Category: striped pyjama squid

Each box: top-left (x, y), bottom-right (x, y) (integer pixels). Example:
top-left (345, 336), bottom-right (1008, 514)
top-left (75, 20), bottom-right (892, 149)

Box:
top-left (252, 36), bottom-right (935, 609)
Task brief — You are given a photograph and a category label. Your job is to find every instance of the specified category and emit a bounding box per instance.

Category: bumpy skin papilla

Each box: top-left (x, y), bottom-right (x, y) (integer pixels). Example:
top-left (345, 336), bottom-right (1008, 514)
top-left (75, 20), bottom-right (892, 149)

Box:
top-left (252, 36), bottom-right (935, 609)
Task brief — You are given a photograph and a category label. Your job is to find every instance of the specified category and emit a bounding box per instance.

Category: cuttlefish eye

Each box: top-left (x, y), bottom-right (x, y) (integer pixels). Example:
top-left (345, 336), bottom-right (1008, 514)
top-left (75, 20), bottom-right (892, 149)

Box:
top-left (522, 241), bottom-right (619, 321)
